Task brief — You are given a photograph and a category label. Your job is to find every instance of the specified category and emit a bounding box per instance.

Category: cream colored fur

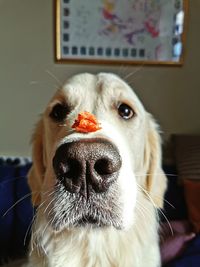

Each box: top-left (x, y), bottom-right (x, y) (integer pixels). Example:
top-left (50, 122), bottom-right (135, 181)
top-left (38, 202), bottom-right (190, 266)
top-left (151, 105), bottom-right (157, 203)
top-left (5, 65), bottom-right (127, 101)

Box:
top-left (8, 73), bottom-right (167, 267)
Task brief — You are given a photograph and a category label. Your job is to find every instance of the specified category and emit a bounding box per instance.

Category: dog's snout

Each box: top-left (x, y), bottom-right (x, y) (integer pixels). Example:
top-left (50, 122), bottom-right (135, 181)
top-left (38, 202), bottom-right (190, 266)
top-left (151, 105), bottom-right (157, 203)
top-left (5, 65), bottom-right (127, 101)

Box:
top-left (53, 138), bottom-right (122, 197)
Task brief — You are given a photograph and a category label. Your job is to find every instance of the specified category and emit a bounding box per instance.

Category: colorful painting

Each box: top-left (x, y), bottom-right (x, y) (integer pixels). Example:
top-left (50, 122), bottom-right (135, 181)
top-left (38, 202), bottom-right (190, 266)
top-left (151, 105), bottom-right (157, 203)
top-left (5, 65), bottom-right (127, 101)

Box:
top-left (55, 0), bottom-right (187, 64)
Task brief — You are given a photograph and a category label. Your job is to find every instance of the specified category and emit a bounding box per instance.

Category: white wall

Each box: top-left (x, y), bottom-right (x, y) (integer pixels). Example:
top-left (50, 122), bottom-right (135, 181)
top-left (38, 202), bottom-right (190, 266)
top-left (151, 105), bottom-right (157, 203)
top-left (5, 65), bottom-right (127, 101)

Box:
top-left (0, 0), bottom-right (200, 156)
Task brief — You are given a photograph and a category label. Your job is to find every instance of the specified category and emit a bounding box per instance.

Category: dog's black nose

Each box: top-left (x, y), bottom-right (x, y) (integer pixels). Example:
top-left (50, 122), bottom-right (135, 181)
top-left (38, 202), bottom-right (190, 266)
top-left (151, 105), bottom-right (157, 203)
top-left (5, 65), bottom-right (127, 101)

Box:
top-left (53, 138), bottom-right (121, 198)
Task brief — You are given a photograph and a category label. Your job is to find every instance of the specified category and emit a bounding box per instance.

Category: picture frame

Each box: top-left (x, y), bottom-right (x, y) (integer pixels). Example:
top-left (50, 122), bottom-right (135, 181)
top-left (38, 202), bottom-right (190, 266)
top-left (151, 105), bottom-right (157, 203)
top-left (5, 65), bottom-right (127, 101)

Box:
top-left (55, 0), bottom-right (188, 65)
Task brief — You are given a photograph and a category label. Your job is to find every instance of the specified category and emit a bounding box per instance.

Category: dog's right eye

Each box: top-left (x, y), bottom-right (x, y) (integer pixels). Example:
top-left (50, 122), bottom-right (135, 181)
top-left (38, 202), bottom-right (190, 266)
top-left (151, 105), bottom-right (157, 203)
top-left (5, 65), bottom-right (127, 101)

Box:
top-left (50, 103), bottom-right (70, 122)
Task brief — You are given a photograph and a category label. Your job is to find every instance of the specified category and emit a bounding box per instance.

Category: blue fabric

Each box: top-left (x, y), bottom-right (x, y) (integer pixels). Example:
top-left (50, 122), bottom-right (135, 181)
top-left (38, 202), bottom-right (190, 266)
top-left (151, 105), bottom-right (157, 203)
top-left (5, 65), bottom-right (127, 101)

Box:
top-left (0, 158), bottom-right (33, 262)
top-left (166, 235), bottom-right (200, 267)
top-left (0, 162), bottom-right (15, 258)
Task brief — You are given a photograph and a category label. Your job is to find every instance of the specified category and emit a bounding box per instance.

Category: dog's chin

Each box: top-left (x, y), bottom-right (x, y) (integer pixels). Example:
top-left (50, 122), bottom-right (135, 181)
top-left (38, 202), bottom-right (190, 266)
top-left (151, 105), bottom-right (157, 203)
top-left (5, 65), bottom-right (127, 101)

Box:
top-left (50, 214), bottom-right (123, 232)
top-left (77, 216), bottom-right (107, 227)
top-left (76, 215), bottom-right (123, 229)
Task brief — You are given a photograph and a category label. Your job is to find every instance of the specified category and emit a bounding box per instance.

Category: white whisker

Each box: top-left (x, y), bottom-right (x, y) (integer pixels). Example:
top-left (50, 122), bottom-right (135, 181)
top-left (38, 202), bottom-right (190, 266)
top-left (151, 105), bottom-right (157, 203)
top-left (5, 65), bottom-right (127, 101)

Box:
top-left (3, 192), bottom-right (32, 217)
top-left (137, 183), bottom-right (174, 236)
top-left (123, 65), bottom-right (144, 81)
top-left (135, 172), bottom-right (177, 177)
top-left (24, 212), bottom-right (37, 246)
top-left (45, 69), bottom-right (63, 87)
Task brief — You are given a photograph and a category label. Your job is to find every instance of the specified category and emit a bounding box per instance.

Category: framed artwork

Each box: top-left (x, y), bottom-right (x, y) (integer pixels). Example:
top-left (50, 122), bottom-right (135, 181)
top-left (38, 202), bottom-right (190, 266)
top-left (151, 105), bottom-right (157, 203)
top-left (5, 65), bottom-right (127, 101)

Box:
top-left (55, 0), bottom-right (188, 65)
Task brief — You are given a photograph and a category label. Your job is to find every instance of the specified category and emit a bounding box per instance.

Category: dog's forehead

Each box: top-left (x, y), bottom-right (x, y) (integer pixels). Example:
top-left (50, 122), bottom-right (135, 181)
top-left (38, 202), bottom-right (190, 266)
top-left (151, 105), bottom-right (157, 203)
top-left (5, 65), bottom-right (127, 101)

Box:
top-left (51, 73), bottom-right (145, 112)
top-left (63, 73), bottom-right (96, 94)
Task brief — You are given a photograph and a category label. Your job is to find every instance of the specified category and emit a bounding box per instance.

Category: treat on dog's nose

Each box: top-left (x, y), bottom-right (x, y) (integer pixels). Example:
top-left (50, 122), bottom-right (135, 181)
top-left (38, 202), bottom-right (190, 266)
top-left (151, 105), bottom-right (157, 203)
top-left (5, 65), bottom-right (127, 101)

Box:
top-left (72, 111), bottom-right (102, 133)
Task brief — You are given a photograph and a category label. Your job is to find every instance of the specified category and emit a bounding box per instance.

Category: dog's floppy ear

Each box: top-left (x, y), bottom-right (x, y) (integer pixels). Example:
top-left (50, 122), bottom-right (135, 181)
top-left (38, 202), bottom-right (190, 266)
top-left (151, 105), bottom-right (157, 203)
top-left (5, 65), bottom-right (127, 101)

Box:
top-left (28, 119), bottom-right (45, 206)
top-left (143, 114), bottom-right (167, 208)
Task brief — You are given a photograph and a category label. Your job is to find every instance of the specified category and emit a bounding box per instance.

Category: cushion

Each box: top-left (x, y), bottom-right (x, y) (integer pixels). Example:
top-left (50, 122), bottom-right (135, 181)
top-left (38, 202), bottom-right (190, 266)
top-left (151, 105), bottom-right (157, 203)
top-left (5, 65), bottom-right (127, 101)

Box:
top-left (172, 135), bottom-right (200, 182)
top-left (183, 179), bottom-right (200, 233)
top-left (165, 234), bottom-right (200, 267)
top-left (160, 220), bottom-right (195, 265)
top-left (162, 165), bottom-right (187, 221)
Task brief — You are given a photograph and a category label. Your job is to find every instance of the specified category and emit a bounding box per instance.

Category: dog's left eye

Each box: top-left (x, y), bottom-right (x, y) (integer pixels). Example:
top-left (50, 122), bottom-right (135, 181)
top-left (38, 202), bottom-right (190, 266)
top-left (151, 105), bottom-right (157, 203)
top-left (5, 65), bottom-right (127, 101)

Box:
top-left (50, 103), bottom-right (70, 122)
top-left (118, 103), bottom-right (134, 120)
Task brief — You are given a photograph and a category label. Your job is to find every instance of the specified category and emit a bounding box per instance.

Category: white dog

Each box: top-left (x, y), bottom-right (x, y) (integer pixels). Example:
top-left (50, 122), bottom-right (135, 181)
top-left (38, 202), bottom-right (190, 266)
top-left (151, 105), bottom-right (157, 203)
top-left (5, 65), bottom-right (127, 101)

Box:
top-left (8, 73), bottom-right (167, 267)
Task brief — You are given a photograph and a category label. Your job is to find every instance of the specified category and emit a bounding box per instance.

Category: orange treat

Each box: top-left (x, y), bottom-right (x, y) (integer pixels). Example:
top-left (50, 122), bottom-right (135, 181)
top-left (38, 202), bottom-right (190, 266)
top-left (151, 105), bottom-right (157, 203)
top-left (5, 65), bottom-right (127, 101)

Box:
top-left (72, 111), bottom-right (102, 133)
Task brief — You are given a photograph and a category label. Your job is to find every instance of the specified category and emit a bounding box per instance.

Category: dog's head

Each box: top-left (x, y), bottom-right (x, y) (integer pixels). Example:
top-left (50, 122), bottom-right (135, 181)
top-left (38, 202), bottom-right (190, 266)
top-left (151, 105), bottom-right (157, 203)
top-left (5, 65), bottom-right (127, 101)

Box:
top-left (28, 73), bottom-right (166, 232)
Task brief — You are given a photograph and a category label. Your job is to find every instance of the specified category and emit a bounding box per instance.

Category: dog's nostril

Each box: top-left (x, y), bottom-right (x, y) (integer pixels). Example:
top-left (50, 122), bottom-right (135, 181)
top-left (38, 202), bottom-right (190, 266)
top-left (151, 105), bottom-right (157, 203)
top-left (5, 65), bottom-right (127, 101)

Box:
top-left (94, 158), bottom-right (115, 175)
top-left (55, 159), bottom-right (82, 181)
top-left (59, 162), bottom-right (68, 174)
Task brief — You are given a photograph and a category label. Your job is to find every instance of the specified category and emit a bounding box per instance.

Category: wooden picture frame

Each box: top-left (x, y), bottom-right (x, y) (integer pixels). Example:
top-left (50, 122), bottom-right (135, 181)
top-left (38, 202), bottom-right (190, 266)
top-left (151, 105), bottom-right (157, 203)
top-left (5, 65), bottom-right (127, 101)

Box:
top-left (55, 0), bottom-right (188, 65)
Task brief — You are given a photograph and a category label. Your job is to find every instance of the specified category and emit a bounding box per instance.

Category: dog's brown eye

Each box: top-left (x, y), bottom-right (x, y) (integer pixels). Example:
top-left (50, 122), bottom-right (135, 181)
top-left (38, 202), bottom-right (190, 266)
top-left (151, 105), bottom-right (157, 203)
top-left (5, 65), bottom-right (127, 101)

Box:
top-left (50, 103), bottom-right (70, 122)
top-left (118, 103), bottom-right (134, 120)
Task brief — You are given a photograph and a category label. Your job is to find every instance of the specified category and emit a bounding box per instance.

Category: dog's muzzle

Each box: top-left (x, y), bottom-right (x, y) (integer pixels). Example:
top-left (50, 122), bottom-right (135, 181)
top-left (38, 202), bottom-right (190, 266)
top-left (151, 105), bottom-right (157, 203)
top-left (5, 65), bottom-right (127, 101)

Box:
top-left (53, 138), bottom-right (122, 199)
